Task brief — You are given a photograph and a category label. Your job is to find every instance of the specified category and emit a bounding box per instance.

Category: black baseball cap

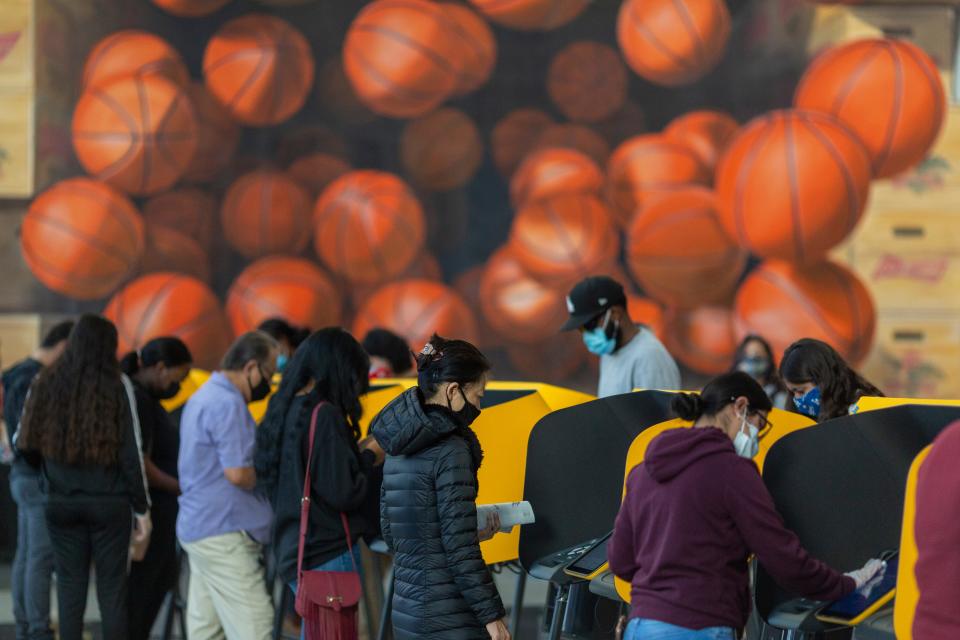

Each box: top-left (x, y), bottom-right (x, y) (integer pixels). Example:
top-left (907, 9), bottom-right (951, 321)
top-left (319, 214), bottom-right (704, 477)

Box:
top-left (560, 276), bottom-right (627, 331)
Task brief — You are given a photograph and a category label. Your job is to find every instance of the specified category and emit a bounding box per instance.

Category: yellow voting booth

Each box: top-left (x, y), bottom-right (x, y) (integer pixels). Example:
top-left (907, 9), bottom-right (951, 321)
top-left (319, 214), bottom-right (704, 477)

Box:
top-left (855, 396), bottom-right (960, 412)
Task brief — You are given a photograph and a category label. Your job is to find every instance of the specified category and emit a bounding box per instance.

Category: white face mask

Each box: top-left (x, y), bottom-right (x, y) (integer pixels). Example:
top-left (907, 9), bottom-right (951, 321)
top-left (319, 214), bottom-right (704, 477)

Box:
top-left (733, 410), bottom-right (760, 459)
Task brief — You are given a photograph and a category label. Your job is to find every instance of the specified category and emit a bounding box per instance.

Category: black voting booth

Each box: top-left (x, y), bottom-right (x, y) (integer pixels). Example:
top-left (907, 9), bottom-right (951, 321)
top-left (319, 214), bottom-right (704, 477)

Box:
top-left (756, 404), bottom-right (960, 640)
top-left (518, 390), bottom-right (675, 640)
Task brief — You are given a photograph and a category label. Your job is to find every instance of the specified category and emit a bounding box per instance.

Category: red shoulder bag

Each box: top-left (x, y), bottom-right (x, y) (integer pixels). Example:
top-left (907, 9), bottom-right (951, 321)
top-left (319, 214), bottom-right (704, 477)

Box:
top-left (295, 402), bottom-right (362, 640)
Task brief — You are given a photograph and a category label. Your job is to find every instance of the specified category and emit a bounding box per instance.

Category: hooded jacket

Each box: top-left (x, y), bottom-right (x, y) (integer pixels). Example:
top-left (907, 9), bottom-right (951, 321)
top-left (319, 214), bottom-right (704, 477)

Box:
top-left (372, 388), bottom-right (504, 640)
top-left (607, 427), bottom-right (854, 631)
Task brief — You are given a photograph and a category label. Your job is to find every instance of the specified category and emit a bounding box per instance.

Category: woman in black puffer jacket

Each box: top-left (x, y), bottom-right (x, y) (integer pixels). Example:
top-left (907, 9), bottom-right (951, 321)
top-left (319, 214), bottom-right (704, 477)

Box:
top-left (372, 334), bottom-right (509, 640)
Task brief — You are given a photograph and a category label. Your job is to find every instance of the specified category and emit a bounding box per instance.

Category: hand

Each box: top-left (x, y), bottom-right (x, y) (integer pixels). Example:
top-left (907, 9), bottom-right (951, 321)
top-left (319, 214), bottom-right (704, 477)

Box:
top-left (479, 510), bottom-right (500, 542)
top-left (845, 558), bottom-right (886, 590)
top-left (133, 512), bottom-right (153, 544)
top-left (360, 436), bottom-right (386, 466)
top-left (485, 618), bottom-right (510, 640)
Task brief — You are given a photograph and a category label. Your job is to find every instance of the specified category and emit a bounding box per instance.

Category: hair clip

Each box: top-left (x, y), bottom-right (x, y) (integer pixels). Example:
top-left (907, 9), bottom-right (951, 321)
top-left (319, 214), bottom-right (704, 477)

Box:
top-left (420, 343), bottom-right (436, 356)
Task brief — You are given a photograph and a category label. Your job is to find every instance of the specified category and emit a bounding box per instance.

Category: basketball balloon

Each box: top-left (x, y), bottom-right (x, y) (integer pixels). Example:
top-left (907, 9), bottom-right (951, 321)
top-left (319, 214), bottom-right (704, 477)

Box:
top-left (203, 14), bottom-right (314, 126)
top-left (353, 279), bottom-right (478, 350)
top-left (468, 0), bottom-right (589, 30)
top-left (617, 0), bottom-right (730, 87)
top-left (314, 171), bottom-right (426, 284)
top-left (734, 260), bottom-right (876, 365)
top-left (440, 3), bottom-right (497, 96)
top-left (510, 148), bottom-right (604, 210)
top-left (346, 252), bottom-right (444, 312)
top-left (507, 332), bottom-right (586, 382)
top-left (492, 108), bottom-right (555, 177)
top-left (182, 82), bottom-right (240, 184)
top-left (509, 193), bottom-right (619, 288)
top-left (664, 110), bottom-right (739, 172)
top-left (73, 75), bottom-right (197, 196)
top-left (479, 247), bottom-right (568, 344)
top-left (21, 178), bottom-right (144, 300)
top-left (343, 0), bottom-right (460, 118)
top-left (606, 133), bottom-right (711, 228)
top-left (82, 30), bottom-right (189, 90)
top-left (140, 222), bottom-right (210, 283)
top-left (534, 123), bottom-right (611, 167)
top-left (104, 273), bottom-right (232, 370)
top-left (143, 188), bottom-right (217, 251)
top-left (226, 256), bottom-right (342, 336)
top-left (663, 306), bottom-right (737, 375)
top-left (151, 0), bottom-right (230, 17)
top-left (626, 187), bottom-right (746, 309)
top-left (287, 153), bottom-right (352, 197)
top-left (715, 109), bottom-right (872, 264)
top-left (547, 41), bottom-right (628, 123)
top-left (795, 38), bottom-right (945, 179)
top-left (627, 294), bottom-right (665, 340)
top-left (221, 170), bottom-right (312, 259)
top-left (400, 108), bottom-right (483, 190)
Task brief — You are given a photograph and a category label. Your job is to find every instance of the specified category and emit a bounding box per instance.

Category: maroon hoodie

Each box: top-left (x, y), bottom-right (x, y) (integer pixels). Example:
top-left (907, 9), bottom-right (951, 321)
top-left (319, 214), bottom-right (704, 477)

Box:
top-left (607, 427), bottom-right (854, 631)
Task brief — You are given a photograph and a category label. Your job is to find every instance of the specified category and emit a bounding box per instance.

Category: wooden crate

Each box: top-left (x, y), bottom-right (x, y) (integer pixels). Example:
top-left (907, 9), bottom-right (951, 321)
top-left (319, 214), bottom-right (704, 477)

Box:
top-left (842, 249), bottom-right (960, 312)
top-left (0, 314), bottom-right (40, 368)
top-left (846, 208), bottom-right (960, 254)
top-left (860, 314), bottom-right (960, 398)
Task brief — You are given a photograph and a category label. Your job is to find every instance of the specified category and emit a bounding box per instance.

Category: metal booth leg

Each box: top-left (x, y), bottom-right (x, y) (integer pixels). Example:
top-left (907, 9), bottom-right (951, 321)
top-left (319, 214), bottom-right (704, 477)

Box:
top-left (508, 569), bottom-right (527, 638)
top-left (547, 583), bottom-right (570, 640)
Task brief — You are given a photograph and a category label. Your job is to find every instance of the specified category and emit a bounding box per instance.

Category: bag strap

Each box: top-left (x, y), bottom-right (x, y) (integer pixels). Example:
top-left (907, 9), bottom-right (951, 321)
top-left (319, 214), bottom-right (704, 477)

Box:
top-left (297, 402), bottom-right (359, 586)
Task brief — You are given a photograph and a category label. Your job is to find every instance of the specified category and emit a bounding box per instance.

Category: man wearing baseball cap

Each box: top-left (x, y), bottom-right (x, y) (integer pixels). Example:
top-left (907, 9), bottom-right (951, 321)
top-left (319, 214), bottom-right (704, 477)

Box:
top-left (561, 275), bottom-right (680, 398)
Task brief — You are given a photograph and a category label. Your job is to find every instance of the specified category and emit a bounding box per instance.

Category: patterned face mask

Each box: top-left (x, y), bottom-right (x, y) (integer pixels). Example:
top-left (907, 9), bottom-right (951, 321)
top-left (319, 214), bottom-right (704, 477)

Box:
top-left (793, 386), bottom-right (821, 419)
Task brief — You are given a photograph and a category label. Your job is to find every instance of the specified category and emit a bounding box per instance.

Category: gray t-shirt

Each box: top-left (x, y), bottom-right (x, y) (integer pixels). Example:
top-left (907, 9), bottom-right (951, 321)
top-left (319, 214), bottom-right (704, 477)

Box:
top-left (597, 327), bottom-right (682, 398)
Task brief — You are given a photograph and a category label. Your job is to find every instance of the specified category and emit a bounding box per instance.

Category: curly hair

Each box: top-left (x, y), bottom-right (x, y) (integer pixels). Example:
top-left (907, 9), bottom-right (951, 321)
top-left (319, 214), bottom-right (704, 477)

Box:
top-left (18, 314), bottom-right (127, 466)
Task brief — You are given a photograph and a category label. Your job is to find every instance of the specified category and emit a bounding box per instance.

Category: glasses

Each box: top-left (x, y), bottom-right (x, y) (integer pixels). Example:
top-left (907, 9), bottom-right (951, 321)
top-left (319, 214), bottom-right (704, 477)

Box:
top-left (751, 411), bottom-right (772, 438)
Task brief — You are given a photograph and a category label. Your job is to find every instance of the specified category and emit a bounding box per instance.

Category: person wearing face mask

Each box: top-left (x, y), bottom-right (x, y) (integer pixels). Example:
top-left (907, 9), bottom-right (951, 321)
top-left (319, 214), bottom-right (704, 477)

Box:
top-left (177, 332), bottom-right (279, 640)
top-left (373, 334), bottom-right (510, 640)
top-left (608, 372), bottom-right (885, 640)
top-left (779, 339), bottom-right (883, 422)
top-left (731, 335), bottom-right (788, 409)
top-left (561, 276), bottom-right (680, 398)
top-left (362, 328), bottom-right (415, 378)
top-left (257, 317), bottom-right (304, 375)
top-left (119, 337), bottom-right (192, 640)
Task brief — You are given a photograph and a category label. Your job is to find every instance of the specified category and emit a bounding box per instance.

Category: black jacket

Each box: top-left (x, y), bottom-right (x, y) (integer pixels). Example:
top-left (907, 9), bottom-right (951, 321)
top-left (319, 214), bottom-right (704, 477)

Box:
top-left (373, 388), bottom-right (505, 640)
top-left (273, 396), bottom-right (378, 584)
top-left (2, 358), bottom-right (42, 475)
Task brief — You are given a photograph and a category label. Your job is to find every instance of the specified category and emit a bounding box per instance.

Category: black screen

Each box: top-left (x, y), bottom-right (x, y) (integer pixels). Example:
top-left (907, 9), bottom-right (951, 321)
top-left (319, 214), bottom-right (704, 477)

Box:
top-left (566, 533), bottom-right (612, 576)
top-left (819, 554), bottom-right (898, 621)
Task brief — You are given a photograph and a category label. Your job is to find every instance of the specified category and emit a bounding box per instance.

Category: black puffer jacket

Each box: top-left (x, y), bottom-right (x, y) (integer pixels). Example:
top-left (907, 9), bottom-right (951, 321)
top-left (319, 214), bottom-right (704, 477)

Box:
top-left (373, 388), bottom-right (505, 640)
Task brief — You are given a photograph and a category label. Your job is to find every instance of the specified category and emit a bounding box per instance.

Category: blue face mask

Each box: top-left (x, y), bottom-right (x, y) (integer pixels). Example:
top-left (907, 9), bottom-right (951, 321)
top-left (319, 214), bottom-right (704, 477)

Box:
top-left (582, 311), bottom-right (618, 357)
top-left (793, 386), bottom-right (821, 418)
top-left (276, 354), bottom-right (289, 374)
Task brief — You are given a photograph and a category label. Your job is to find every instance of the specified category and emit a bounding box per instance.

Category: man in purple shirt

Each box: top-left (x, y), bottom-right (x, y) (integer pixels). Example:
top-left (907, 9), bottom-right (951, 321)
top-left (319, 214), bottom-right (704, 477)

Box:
top-left (177, 332), bottom-right (278, 640)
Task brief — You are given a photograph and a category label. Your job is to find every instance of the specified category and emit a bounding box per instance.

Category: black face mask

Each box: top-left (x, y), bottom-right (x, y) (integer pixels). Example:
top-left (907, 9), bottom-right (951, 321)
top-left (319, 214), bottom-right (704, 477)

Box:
top-left (248, 366), bottom-right (272, 402)
top-left (450, 388), bottom-right (481, 428)
top-left (153, 381), bottom-right (181, 401)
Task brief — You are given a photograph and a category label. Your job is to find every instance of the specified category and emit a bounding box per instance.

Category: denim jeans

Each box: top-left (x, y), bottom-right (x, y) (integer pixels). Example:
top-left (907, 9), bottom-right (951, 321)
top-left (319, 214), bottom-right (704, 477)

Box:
top-left (10, 471), bottom-right (55, 640)
top-left (624, 618), bottom-right (736, 640)
top-left (289, 546), bottom-right (363, 640)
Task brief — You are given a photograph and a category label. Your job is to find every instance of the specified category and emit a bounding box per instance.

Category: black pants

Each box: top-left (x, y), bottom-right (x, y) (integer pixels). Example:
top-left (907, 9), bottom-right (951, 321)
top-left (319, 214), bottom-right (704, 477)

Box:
top-left (128, 493), bottom-right (178, 640)
top-left (45, 499), bottom-right (132, 640)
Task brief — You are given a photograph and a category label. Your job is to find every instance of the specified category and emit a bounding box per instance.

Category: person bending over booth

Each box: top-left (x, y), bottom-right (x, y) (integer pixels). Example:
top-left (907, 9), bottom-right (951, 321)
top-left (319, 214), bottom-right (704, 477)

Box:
top-left (608, 372), bottom-right (883, 640)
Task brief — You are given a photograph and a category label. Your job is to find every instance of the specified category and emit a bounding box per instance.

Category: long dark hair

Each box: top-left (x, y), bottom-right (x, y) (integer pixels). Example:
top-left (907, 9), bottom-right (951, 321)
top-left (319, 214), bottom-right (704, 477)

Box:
top-left (672, 371), bottom-right (773, 422)
top-left (255, 328), bottom-right (370, 502)
top-left (120, 336), bottom-right (192, 375)
top-left (779, 339), bottom-right (883, 420)
top-left (19, 314), bottom-right (127, 466)
top-left (415, 334), bottom-right (490, 397)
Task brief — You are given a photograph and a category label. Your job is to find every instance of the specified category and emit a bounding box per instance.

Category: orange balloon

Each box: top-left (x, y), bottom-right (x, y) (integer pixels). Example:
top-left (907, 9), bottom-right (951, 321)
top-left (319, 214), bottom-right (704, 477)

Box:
top-left (534, 123), bottom-right (611, 168)
top-left (627, 187), bottom-right (746, 309)
top-left (314, 171), bottom-right (426, 284)
top-left (509, 193), bottom-right (619, 288)
top-left (140, 222), bottom-right (210, 283)
top-left (143, 187), bottom-right (218, 251)
top-left (617, 0), bottom-right (731, 87)
top-left (353, 279), bottom-right (478, 351)
top-left (479, 247), bottom-right (568, 344)
top-left (795, 38), bottom-right (945, 178)
top-left (715, 109), bottom-right (872, 264)
top-left (400, 108), bottom-right (483, 190)
top-left (507, 332), bottom-right (586, 382)
top-left (151, 0), bottom-right (230, 17)
top-left (343, 0), bottom-right (460, 118)
top-left (440, 3), bottom-right (497, 96)
top-left (82, 30), bottom-right (189, 90)
top-left (606, 133), bottom-right (711, 228)
top-left (346, 252), bottom-right (444, 312)
top-left (491, 108), bottom-right (556, 177)
top-left (510, 148), bottom-right (603, 210)
top-left (468, 0), bottom-right (590, 30)
top-left (734, 260), bottom-right (876, 366)
top-left (664, 306), bottom-right (738, 375)
top-left (221, 170), bottom-right (312, 259)
top-left (104, 272), bottom-right (232, 370)
top-left (182, 82), bottom-right (240, 184)
top-left (626, 294), bottom-right (665, 340)
top-left (227, 256), bottom-right (342, 335)
top-left (547, 41), bottom-right (628, 123)
top-left (664, 110), bottom-right (739, 172)
top-left (73, 75), bottom-right (197, 196)
top-left (287, 153), bottom-right (352, 197)
top-left (21, 178), bottom-right (144, 300)
top-left (203, 14), bottom-right (314, 126)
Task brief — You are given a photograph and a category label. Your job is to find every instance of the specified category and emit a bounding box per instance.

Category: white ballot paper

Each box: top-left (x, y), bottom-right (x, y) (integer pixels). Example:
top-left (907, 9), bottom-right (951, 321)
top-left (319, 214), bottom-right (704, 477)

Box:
top-left (476, 501), bottom-right (536, 533)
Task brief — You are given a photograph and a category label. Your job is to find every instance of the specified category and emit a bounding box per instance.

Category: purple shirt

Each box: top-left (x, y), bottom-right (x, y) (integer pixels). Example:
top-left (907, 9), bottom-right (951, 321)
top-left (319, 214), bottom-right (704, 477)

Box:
top-left (176, 372), bottom-right (272, 544)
